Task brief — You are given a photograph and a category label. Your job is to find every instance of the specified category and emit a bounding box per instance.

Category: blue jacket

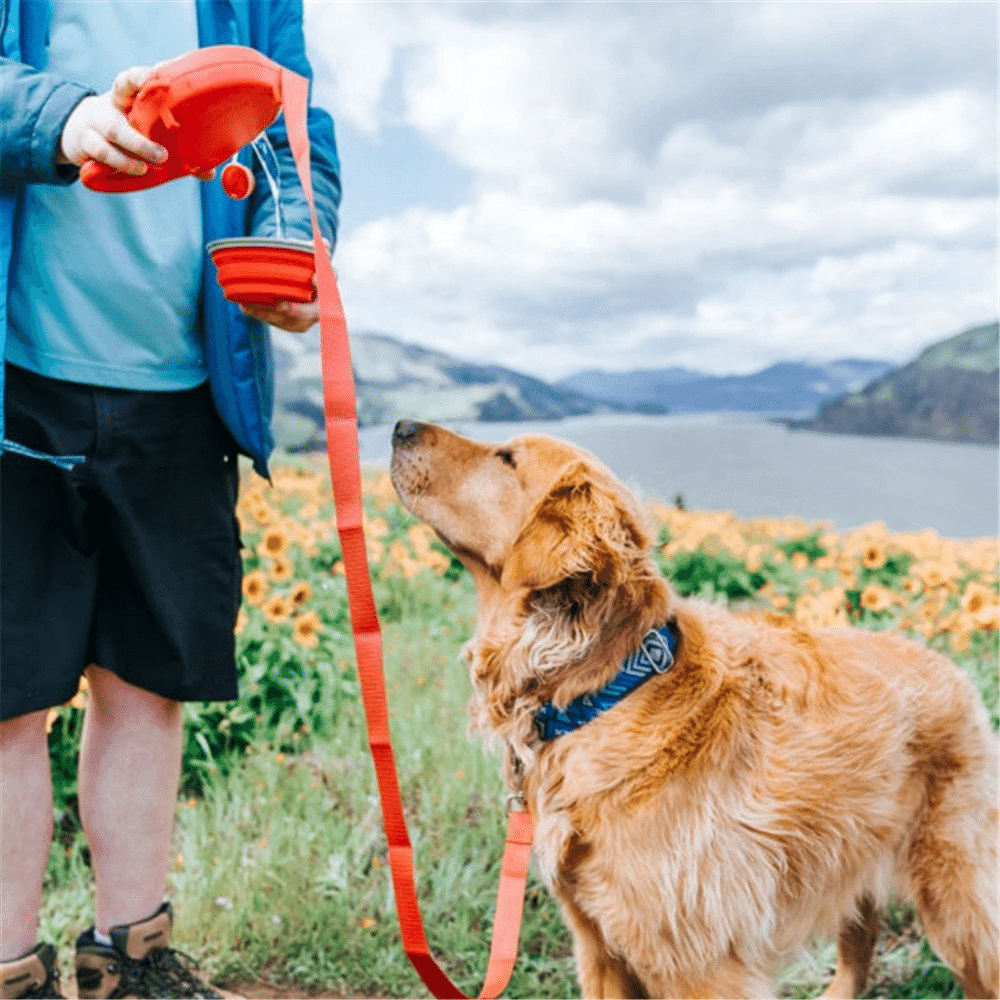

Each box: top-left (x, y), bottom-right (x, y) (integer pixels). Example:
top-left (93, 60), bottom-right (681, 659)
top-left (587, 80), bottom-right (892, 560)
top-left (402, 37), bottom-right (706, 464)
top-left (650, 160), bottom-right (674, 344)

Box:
top-left (0, 0), bottom-right (341, 476)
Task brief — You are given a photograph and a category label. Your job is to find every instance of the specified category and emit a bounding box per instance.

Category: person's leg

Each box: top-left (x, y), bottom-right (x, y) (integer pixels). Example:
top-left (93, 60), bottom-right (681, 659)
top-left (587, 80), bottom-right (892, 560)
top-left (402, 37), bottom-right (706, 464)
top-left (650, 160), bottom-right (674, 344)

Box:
top-left (1, 368), bottom-right (103, 999)
top-left (77, 665), bottom-right (183, 935)
top-left (77, 383), bottom-right (239, 934)
top-left (0, 711), bottom-right (54, 961)
top-left (72, 383), bottom-right (241, 1000)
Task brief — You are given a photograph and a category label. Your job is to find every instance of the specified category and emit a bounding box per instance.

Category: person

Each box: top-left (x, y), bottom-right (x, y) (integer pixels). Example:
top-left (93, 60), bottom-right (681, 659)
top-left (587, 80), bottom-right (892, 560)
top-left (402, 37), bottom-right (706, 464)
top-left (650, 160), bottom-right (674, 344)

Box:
top-left (0, 1), bottom-right (341, 997)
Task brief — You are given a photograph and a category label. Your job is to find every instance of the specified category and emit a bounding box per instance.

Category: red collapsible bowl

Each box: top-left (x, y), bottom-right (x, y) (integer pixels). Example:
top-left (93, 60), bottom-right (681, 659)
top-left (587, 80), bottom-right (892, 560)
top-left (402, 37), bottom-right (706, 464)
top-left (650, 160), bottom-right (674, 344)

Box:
top-left (206, 237), bottom-right (316, 306)
top-left (80, 46), bottom-right (283, 193)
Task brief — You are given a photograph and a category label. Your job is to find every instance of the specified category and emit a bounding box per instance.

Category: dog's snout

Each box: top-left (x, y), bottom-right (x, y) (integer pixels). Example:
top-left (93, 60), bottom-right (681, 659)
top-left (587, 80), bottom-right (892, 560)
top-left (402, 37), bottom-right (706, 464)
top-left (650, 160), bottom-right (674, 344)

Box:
top-left (392, 419), bottom-right (421, 448)
top-left (392, 419), bottom-right (425, 449)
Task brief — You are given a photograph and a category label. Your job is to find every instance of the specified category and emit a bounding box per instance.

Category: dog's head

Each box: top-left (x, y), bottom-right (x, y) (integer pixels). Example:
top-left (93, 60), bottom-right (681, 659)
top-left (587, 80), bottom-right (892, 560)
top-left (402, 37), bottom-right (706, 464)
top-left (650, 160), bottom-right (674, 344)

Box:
top-left (389, 420), bottom-right (653, 598)
top-left (391, 420), bottom-right (672, 746)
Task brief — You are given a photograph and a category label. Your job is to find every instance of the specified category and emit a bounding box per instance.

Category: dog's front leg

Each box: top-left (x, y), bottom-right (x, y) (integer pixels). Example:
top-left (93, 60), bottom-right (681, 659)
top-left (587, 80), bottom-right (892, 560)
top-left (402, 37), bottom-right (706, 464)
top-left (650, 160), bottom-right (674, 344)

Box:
top-left (560, 897), bottom-right (647, 999)
top-left (819, 896), bottom-right (879, 1000)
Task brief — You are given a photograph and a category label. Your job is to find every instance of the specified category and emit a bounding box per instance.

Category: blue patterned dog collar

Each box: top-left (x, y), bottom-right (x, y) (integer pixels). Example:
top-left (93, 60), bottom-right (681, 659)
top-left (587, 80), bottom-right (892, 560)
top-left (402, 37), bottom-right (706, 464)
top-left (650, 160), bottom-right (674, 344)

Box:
top-left (534, 622), bottom-right (678, 741)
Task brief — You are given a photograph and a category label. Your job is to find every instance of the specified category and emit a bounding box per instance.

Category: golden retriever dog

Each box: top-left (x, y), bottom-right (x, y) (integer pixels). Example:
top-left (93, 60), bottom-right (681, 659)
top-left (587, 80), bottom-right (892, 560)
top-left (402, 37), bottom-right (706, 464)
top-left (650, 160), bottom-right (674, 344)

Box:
top-left (388, 419), bottom-right (999, 1000)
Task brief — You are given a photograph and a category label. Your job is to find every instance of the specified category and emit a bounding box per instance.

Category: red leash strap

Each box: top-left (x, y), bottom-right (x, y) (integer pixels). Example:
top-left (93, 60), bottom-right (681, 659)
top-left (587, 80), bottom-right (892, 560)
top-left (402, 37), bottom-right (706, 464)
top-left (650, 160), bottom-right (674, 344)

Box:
top-left (281, 69), bottom-right (534, 1000)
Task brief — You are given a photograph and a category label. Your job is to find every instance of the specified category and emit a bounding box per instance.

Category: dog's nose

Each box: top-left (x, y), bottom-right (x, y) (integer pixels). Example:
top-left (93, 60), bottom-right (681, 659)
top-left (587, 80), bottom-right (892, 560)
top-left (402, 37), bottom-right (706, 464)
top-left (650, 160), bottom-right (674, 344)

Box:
top-left (392, 419), bottom-right (424, 449)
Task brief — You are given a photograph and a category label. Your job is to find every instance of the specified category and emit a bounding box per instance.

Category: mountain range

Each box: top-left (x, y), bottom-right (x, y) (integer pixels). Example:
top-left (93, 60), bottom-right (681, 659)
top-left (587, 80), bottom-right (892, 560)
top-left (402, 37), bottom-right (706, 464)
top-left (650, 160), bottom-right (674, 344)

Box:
top-left (799, 322), bottom-right (998, 445)
top-left (269, 322), bottom-right (998, 451)
top-left (556, 359), bottom-right (892, 414)
top-left (270, 330), bottom-right (628, 451)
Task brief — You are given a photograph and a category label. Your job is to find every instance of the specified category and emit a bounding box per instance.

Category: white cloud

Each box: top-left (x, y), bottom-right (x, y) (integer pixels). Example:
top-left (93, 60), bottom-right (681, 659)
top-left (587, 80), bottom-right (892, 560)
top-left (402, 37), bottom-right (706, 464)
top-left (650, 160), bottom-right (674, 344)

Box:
top-left (304, 1), bottom-right (409, 134)
top-left (304, 0), bottom-right (998, 378)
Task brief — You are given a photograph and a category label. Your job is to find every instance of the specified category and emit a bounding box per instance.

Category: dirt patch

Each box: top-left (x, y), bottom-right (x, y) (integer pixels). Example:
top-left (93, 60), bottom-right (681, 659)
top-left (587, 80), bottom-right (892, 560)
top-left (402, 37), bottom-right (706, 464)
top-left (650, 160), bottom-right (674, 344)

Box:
top-left (233, 981), bottom-right (379, 999)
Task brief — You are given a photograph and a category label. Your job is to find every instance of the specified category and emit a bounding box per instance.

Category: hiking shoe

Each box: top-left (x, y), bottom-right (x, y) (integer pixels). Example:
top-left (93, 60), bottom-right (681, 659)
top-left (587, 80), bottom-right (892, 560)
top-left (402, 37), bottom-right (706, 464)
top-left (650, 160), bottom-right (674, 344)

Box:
top-left (74, 902), bottom-right (222, 999)
top-left (0, 943), bottom-right (63, 999)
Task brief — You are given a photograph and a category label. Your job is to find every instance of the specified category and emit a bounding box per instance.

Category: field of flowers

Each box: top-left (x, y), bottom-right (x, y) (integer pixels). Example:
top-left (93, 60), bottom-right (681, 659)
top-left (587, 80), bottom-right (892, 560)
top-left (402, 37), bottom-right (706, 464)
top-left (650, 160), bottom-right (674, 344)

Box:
top-left (42, 458), bottom-right (998, 998)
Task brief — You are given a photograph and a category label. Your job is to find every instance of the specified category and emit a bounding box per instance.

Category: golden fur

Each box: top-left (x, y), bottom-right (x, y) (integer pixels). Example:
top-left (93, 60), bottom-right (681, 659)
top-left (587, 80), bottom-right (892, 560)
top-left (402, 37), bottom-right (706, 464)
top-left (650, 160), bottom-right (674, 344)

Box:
top-left (389, 420), bottom-right (999, 1000)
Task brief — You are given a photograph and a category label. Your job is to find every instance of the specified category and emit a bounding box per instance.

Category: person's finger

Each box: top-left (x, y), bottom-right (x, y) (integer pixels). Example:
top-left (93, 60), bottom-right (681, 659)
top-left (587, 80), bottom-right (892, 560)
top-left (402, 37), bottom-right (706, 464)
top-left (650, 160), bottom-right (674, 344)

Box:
top-left (239, 301), bottom-right (319, 332)
top-left (79, 131), bottom-right (150, 176)
top-left (111, 65), bottom-right (154, 110)
top-left (238, 303), bottom-right (286, 324)
top-left (103, 114), bottom-right (167, 164)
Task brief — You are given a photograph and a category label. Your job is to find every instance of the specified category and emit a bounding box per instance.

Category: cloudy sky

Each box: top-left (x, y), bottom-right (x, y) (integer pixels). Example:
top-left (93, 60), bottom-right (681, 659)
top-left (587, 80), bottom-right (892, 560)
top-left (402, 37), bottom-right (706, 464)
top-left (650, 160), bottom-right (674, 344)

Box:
top-left (302, 0), bottom-right (997, 379)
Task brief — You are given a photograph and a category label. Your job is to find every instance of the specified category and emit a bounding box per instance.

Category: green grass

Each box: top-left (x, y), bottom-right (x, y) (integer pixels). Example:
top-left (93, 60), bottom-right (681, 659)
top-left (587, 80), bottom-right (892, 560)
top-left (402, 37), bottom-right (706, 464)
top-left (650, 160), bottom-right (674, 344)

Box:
top-left (41, 580), bottom-right (578, 998)
top-left (37, 462), bottom-right (998, 998)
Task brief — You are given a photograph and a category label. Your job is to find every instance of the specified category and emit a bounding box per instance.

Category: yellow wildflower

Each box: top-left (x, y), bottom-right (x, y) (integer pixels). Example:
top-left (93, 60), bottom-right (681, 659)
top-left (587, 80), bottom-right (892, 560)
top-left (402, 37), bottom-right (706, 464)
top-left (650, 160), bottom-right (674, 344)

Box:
top-left (258, 527), bottom-right (289, 559)
top-left (744, 545), bottom-right (765, 574)
top-left (961, 581), bottom-right (998, 617)
top-left (364, 516), bottom-right (389, 538)
top-left (837, 562), bottom-right (857, 588)
top-left (242, 570), bottom-right (269, 606)
top-left (289, 580), bottom-right (313, 608)
top-left (918, 588), bottom-right (948, 622)
top-left (252, 503), bottom-right (275, 525)
top-left (936, 610), bottom-right (960, 633)
top-left (263, 594), bottom-right (291, 623)
top-left (861, 543), bottom-right (888, 571)
top-left (974, 604), bottom-right (999, 629)
top-left (420, 550), bottom-right (452, 574)
top-left (270, 554), bottom-right (294, 581)
top-left (408, 523), bottom-right (434, 555)
top-left (292, 611), bottom-right (322, 649)
top-left (911, 559), bottom-right (961, 591)
top-left (388, 539), bottom-right (416, 577)
top-left (860, 585), bottom-right (893, 613)
top-left (720, 530), bottom-right (748, 558)
top-left (239, 489), bottom-right (265, 513)
top-left (794, 588), bottom-right (849, 628)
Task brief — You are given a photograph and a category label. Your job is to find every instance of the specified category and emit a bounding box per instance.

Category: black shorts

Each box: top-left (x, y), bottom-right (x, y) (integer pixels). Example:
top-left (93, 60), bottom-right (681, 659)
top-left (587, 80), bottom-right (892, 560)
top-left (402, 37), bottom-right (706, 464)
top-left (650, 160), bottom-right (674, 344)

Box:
top-left (1, 363), bottom-right (243, 720)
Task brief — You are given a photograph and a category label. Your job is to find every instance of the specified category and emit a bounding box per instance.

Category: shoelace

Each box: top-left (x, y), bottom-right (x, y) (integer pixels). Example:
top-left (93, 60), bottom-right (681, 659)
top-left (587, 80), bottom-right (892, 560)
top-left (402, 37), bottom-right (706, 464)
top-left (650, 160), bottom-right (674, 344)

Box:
top-left (20, 986), bottom-right (64, 1000)
top-left (126, 948), bottom-right (220, 1000)
top-left (20, 970), bottom-right (63, 1000)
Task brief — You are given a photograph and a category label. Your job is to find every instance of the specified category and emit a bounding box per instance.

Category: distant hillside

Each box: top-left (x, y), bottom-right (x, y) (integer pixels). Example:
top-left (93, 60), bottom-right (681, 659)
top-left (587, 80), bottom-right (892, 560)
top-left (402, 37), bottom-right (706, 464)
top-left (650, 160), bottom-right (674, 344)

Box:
top-left (270, 330), bottom-right (630, 451)
top-left (556, 359), bottom-right (891, 414)
top-left (801, 322), bottom-right (999, 445)
top-left (559, 367), bottom-right (702, 408)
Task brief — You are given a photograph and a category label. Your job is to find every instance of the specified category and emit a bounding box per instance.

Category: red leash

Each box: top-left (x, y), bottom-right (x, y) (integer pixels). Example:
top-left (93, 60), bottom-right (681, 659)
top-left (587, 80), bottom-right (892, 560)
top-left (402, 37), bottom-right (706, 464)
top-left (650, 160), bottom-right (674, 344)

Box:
top-left (282, 70), bottom-right (534, 999)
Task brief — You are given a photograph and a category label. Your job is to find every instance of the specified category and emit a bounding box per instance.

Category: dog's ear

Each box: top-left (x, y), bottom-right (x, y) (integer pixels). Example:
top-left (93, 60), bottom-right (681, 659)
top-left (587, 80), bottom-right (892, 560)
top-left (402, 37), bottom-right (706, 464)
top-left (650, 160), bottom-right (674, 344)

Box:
top-left (500, 461), bottom-right (648, 592)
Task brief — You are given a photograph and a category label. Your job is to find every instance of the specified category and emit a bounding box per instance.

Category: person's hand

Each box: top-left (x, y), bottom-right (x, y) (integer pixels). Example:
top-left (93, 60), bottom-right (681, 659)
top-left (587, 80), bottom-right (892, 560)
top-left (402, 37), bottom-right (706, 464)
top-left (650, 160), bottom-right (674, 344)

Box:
top-left (58, 64), bottom-right (216, 180)
top-left (58, 66), bottom-right (165, 175)
top-left (239, 300), bottom-right (319, 333)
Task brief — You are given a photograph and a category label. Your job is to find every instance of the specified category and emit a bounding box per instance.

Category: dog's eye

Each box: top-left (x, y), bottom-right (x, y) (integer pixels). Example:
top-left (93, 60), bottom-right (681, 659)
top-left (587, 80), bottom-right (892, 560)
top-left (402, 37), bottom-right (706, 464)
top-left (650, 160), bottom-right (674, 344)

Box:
top-left (496, 449), bottom-right (516, 468)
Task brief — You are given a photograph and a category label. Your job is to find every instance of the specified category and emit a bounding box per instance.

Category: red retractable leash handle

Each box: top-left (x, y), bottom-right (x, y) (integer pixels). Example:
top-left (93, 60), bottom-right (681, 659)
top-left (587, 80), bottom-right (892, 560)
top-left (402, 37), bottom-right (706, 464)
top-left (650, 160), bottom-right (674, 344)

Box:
top-left (281, 69), bottom-right (534, 1000)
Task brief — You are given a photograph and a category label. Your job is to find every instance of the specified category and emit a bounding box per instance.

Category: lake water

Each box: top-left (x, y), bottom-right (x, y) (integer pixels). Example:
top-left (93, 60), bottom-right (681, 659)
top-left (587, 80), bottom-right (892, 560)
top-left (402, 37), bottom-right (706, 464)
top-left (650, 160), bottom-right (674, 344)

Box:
top-left (357, 412), bottom-right (999, 539)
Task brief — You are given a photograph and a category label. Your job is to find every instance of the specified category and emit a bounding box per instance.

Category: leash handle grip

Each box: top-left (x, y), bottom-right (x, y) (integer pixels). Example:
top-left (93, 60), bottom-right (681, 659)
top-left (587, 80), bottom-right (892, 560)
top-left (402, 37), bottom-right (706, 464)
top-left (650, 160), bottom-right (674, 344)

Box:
top-left (281, 68), bottom-right (534, 1000)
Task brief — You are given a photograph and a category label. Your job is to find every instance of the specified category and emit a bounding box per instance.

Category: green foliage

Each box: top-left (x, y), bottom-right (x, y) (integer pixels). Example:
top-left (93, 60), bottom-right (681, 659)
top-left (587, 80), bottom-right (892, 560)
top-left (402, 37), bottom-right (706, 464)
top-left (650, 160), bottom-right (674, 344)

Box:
top-left (658, 548), bottom-right (763, 601)
top-left (865, 553), bottom-right (915, 588)
top-left (860, 911), bottom-right (963, 999)
top-left (945, 629), bottom-right (1000, 731)
top-left (180, 636), bottom-right (359, 793)
top-left (439, 544), bottom-right (468, 582)
top-left (46, 709), bottom-right (86, 838)
top-left (774, 529), bottom-right (826, 563)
